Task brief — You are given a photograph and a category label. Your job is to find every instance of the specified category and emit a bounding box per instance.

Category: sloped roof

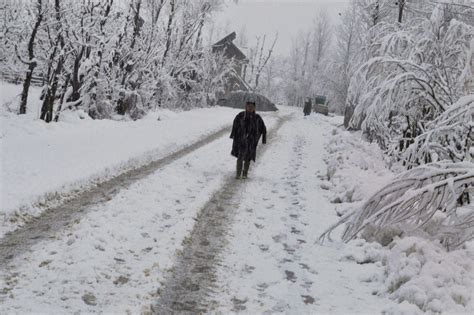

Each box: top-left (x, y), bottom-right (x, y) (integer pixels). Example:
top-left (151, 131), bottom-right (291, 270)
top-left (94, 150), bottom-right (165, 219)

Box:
top-left (218, 91), bottom-right (278, 112)
top-left (213, 32), bottom-right (237, 46)
top-left (212, 32), bottom-right (247, 61)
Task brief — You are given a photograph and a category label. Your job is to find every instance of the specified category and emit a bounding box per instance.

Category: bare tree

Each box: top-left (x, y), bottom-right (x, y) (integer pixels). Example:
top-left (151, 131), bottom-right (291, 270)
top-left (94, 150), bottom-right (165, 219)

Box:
top-left (331, 1), bottom-right (363, 119)
top-left (40, 0), bottom-right (67, 122)
top-left (356, 0), bottom-right (392, 27)
top-left (311, 10), bottom-right (332, 69)
top-left (161, 0), bottom-right (176, 67)
top-left (398, 0), bottom-right (407, 23)
top-left (244, 33), bottom-right (278, 91)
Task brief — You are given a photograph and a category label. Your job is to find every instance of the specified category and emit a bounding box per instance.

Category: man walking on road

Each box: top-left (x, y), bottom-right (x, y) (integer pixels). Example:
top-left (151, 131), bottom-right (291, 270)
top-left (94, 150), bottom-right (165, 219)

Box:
top-left (230, 101), bottom-right (267, 179)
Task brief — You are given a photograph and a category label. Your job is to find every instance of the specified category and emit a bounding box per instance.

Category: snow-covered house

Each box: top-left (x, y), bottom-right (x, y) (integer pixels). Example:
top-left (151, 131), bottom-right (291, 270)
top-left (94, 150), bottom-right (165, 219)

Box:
top-left (212, 32), bottom-right (250, 97)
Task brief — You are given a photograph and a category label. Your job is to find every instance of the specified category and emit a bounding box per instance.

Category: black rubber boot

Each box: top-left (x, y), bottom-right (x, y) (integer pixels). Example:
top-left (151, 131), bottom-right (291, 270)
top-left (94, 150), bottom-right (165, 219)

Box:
top-left (242, 160), bottom-right (250, 179)
top-left (236, 158), bottom-right (243, 179)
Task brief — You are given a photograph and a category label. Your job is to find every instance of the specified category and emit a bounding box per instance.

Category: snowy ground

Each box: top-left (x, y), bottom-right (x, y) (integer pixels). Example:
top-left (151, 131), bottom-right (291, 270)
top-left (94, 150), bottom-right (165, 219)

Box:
top-left (1, 81), bottom-right (243, 237)
top-left (1, 84), bottom-right (473, 314)
top-left (0, 108), bottom-right (281, 313)
top-left (209, 114), bottom-right (399, 313)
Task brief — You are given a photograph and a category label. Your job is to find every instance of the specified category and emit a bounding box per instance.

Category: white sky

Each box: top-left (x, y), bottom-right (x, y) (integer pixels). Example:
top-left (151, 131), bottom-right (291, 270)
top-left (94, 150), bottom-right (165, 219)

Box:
top-left (212, 0), bottom-right (351, 57)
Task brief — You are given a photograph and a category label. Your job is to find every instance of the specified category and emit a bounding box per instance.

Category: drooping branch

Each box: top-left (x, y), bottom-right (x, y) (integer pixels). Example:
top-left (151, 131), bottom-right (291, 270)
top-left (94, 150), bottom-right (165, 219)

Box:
top-left (319, 161), bottom-right (474, 250)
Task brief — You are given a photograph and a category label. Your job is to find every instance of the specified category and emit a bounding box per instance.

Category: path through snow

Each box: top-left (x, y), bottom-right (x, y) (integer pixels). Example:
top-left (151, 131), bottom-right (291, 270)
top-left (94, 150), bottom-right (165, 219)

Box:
top-left (153, 115), bottom-right (289, 313)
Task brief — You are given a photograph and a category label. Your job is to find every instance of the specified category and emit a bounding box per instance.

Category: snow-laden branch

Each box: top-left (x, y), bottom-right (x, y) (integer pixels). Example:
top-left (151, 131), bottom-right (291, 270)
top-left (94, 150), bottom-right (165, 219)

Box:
top-left (319, 161), bottom-right (474, 250)
top-left (346, 15), bottom-right (473, 159)
top-left (402, 95), bottom-right (474, 167)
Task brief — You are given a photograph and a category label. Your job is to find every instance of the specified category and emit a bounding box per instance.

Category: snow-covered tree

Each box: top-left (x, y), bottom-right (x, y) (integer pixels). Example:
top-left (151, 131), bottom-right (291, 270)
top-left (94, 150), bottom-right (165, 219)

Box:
top-left (2, 0), bottom-right (233, 121)
top-left (347, 5), bottom-right (473, 163)
top-left (325, 1), bottom-right (362, 115)
top-left (279, 9), bottom-right (334, 109)
top-left (243, 33), bottom-right (278, 92)
top-left (402, 95), bottom-right (474, 167)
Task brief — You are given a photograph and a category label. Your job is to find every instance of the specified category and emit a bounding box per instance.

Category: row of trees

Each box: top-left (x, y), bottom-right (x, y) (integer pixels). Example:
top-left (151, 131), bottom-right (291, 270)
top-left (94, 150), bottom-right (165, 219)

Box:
top-left (253, 0), bottom-right (473, 166)
top-left (1, 0), bottom-right (235, 121)
top-left (344, 0), bottom-right (473, 168)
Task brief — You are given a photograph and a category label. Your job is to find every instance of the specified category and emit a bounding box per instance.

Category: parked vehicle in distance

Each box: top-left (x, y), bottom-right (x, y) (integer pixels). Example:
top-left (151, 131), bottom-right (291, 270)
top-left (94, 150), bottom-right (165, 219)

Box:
top-left (313, 95), bottom-right (328, 116)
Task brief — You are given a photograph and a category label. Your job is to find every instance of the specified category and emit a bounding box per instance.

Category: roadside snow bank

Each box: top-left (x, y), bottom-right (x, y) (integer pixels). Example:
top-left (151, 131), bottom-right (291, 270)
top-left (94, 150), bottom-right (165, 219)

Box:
top-left (1, 82), bottom-right (246, 237)
top-left (384, 236), bottom-right (473, 313)
top-left (319, 118), bottom-right (394, 217)
top-left (345, 236), bottom-right (474, 314)
top-left (321, 116), bottom-right (474, 314)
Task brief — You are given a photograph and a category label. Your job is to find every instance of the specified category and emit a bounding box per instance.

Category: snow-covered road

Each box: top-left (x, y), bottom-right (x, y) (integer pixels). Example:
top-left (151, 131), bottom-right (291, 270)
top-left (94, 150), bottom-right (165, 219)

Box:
top-left (1, 108), bottom-right (405, 314)
top-left (209, 114), bottom-right (397, 313)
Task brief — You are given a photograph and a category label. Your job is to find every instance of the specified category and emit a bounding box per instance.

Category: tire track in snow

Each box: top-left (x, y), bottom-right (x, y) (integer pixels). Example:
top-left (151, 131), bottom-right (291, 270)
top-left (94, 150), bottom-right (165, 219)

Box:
top-left (0, 125), bottom-right (232, 268)
top-left (153, 115), bottom-right (291, 314)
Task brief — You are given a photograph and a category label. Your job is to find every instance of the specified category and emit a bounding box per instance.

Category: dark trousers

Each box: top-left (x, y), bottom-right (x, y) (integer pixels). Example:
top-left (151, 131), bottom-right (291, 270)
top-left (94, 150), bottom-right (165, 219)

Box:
top-left (236, 158), bottom-right (250, 177)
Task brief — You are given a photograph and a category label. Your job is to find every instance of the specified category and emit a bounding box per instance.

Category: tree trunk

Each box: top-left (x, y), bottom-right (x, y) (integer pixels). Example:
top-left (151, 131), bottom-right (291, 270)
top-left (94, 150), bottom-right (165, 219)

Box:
top-left (54, 74), bottom-right (70, 122)
top-left (41, 56), bottom-right (64, 122)
top-left (20, 65), bottom-right (36, 115)
top-left (121, 0), bottom-right (143, 86)
top-left (398, 0), bottom-right (406, 23)
top-left (40, 0), bottom-right (64, 123)
top-left (69, 46), bottom-right (85, 102)
top-left (161, 0), bottom-right (175, 67)
top-left (130, 0), bottom-right (142, 50)
top-left (19, 0), bottom-right (43, 114)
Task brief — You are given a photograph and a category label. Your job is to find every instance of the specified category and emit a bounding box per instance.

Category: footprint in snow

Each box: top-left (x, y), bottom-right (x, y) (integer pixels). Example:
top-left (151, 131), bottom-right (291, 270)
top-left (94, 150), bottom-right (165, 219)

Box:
top-left (272, 234), bottom-right (286, 243)
top-left (301, 294), bottom-right (315, 304)
top-left (285, 270), bottom-right (297, 282)
top-left (258, 244), bottom-right (269, 251)
top-left (283, 243), bottom-right (296, 255)
top-left (231, 297), bottom-right (247, 312)
top-left (257, 282), bottom-right (269, 292)
top-left (242, 264), bottom-right (255, 274)
top-left (291, 227), bottom-right (301, 234)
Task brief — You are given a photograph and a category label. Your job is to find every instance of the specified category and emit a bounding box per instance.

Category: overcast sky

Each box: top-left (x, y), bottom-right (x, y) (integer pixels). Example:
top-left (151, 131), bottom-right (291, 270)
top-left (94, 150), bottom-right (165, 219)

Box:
top-left (212, 0), bottom-right (351, 57)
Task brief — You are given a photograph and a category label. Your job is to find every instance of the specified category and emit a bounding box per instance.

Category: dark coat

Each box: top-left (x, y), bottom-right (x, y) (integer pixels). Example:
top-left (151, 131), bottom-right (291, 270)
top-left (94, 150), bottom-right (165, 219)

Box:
top-left (303, 102), bottom-right (312, 116)
top-left (230, 111), bottom-right (267, 161)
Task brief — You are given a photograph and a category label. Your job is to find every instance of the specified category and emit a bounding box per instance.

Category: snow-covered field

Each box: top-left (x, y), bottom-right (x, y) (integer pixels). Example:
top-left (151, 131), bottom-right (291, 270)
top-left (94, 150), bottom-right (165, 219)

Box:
top-left (1, 82), bottom-right (244, 237)
top-left (1, 82), bottom-right (473, 314)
